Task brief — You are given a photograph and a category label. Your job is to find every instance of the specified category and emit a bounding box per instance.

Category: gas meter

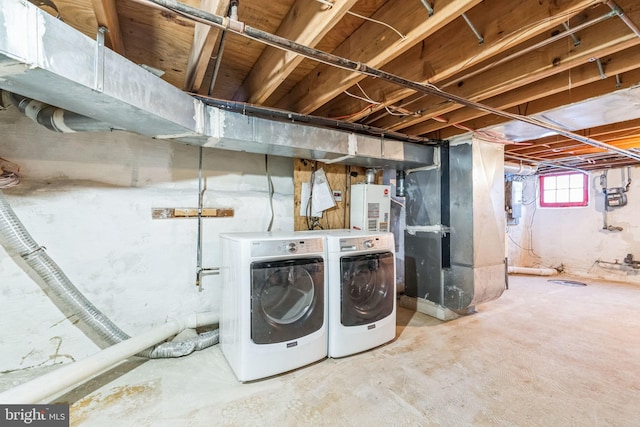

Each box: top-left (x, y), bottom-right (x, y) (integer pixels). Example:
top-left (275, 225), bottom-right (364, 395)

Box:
top-left (605, 187), bottom-right (627, 208)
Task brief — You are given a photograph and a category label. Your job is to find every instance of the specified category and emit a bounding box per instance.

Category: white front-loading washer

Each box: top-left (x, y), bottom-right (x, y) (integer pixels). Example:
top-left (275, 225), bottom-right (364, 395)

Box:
top-left (324, 230), bottom-right (396, 358)
top-left (220, 232), bottom-right (327, 382)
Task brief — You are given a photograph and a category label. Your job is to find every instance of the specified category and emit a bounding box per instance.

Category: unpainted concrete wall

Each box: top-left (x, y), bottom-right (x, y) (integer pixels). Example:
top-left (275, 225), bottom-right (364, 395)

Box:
top-left (507, 166), bottom-right (640, 284)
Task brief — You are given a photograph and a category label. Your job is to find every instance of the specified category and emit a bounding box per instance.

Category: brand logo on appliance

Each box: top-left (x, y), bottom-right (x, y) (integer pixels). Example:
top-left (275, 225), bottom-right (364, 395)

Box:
top-left (383, 188), bottom-right (389, 196)
top-left (286, 341), bottom-right (298, 348)
top-left (367, 324), bottom-right (376, 330)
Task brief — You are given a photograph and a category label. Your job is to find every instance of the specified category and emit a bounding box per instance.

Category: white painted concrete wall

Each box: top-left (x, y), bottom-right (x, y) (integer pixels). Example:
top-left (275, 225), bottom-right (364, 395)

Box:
top-left (0, 109), bottom-right (294, 372)
top-left (507, 166), bottom-right (640, 284)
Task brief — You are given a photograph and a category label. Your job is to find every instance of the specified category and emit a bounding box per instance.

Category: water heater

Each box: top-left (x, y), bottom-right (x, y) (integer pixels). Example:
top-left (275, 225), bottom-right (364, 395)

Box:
top-left (350, 183), bottom-right (391, 232)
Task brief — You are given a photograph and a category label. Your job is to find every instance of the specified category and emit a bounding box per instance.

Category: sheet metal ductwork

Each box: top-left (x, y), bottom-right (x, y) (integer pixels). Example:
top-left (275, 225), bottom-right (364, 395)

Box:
top-left (405, 138), bottom-right (506, 314)
top-left (0, 0), bottom-right (435, 170)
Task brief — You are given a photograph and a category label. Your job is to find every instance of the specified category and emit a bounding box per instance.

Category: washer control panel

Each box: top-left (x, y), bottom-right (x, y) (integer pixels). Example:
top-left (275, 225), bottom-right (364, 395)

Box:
top-left (251, 238), bottom-right (324, 257)
top-left (339, 235), bottom-right (392, 252)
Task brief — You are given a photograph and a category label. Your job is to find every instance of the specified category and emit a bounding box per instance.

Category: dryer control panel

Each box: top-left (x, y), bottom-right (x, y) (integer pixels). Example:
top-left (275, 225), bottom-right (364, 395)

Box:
top-left (339, 235), bottom-right (392, 252)
top-left (251, 238), bottom-right (324, 257)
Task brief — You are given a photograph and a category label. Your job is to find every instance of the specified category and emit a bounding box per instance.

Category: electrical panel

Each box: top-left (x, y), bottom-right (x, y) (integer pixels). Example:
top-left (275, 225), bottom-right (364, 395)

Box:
top-left (350, 183), bottom-right (391, 232)
top-left (505, 180), bottom-right (523, 225)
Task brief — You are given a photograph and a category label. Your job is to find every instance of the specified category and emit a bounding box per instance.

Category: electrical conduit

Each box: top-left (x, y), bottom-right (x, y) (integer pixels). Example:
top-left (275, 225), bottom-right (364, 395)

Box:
top-left (0, 191), bottom-right (219, 358)
top-left (0, 312), bottom-right (218, 404)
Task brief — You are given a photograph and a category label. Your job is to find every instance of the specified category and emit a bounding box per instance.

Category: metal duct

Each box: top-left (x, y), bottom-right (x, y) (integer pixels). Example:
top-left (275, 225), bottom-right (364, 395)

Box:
top-left (0, 190), bottom-right (218, 358)
top-left (484, 85), bottom-right (640, 144)
top-left (405, 137), bottom-right (506, 313)
top-left (0, 0), bottom-right (435, 169)
top-left (204, 106), bottom-right (434, 169)
top-left (0, 1), bottom-right (201, 139)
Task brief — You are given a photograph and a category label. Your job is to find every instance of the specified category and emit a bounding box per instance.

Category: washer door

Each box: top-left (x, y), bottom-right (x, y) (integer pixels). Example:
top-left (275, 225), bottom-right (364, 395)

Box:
top-left (340, 252), bottom-right (394, 326)
top-left (251, 257), bottom-right (324, 344)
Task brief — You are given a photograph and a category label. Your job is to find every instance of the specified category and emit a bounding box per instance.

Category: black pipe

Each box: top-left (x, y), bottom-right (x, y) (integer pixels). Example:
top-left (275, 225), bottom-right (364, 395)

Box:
top-left (193, 95), bottom-right (443, 145)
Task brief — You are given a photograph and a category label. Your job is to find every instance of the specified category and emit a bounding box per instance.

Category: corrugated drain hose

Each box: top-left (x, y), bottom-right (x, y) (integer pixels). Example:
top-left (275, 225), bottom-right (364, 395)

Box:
top-left (0, 190), bottom-right (218, 358)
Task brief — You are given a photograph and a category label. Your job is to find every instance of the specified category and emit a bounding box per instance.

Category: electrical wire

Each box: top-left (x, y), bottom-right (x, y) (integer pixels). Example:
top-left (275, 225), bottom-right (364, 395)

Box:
top-left (347, 11), bottom-right (406, 41)
top-left (343, 89), bottom-right (381, 105)
top-left (265, 155), bottom-right (274, 232)
top-left (0, 156), bottom-right (20, 189)
top-left (313, 0), bottom-right (406, 40)
top-left (305, 165), bottom-right (324, 230)
top-left (506, 176), bottom-right (542, 261)
top-left (383, 106), bottom-right (411, 117)
top-left (329, 103), bottom-right (376, 120)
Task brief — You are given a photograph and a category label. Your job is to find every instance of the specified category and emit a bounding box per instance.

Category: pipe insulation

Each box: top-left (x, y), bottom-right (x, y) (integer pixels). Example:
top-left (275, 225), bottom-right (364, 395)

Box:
top-left (145, 0), bottom-right (640, 164)
top-left (504, 162), bottom-right (537, 176)
top-left (0, 312), bottom-right (219, 404)
top-left (508, 266), bottom-right (558, 276)
top-left (0, 191), bottom-right (219, 358)
top-left (1, 91), bottom-right (118, 133)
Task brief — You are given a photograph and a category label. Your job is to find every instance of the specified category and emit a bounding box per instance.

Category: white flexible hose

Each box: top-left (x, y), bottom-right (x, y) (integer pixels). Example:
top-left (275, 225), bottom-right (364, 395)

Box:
top-left (0, 312), bottom-right (218, 404)
top-left (508, 266), bottom-right (557, 276)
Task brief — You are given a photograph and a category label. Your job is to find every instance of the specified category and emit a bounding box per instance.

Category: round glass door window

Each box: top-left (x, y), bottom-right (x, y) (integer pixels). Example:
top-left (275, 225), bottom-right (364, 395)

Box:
top-left (260, 265), bottom-right (315, 325)
top-left (347, 260), bottom-right (388, 313)
top-left (341, 252), bottom-right (394, 326)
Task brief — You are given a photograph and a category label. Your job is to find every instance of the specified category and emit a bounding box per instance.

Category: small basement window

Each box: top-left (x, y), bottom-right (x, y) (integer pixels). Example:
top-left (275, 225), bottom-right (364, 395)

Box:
top-left (539, 172), bottom-right (589, 207)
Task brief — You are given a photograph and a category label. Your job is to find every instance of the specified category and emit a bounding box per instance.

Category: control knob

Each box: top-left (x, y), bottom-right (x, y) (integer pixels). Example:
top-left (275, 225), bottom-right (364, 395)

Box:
top-left (364, 240), bottom-right (374, 249)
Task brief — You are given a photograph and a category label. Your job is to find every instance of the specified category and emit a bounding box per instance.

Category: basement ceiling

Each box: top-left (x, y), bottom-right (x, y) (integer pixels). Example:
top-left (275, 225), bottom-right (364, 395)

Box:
top-left (20, 0), bottom-right (640, 173)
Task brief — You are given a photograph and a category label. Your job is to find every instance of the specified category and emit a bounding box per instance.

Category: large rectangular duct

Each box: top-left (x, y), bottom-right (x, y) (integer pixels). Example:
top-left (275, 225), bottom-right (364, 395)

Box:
top-left (0, 0), bottom-right (433, 169)
top-left (404, 136), bottom-right (506, 316)
top-left (0, 0), bottom-right (202, 139)
top-left (203, 108), bottom-right (433, 168)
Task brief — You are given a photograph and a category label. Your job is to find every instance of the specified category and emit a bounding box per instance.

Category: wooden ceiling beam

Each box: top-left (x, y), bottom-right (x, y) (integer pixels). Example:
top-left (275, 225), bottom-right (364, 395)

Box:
top-left (273, 0), bottom-right (483, 114)
top-left (506, 119), bottom-right (640, 157)
top-left (313, 0), bottom-right (598, 122)
top-left (235, 0), bottom-right (359, 105)
top-left (183, 0), bottom-right (230, 92)
top-left (405, 46), bottom-right (640, 136)
top-left (91, 0), bottom-right (125, 55)
top-left (384, 35), bottom-right (640, 132)
top-left (373, 3), bottom-right (640, 132)
top-left (433, 64), bottom-right (640, 143)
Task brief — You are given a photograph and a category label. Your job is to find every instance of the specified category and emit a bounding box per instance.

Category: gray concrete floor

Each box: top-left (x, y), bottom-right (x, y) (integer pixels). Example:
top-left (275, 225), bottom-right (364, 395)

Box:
top-left (4, 275), bottom-right (640, 426)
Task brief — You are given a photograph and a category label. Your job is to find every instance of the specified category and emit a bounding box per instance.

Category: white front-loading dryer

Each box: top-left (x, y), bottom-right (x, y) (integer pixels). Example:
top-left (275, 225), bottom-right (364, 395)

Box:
top-left (220, 232), bottom-right (327, 382)
top-left (324, 230), bottom-right (396, 358)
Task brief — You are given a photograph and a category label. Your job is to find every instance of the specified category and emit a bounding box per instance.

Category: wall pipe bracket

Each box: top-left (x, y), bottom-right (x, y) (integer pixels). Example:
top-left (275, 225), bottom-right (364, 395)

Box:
top-left (94, 26), bottom-right (107, 93)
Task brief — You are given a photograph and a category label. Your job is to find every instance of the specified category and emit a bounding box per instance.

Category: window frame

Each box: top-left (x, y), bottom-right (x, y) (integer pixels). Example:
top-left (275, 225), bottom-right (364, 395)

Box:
top-left (539, 172), bottom-right (589, 208)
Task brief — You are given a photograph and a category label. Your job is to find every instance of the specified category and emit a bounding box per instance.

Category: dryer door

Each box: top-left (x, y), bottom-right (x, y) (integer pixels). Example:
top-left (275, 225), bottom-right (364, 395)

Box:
top-left (340, 252), bottom-right (394, 326)
top-left (251, 257), bottom-right (324, 344)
